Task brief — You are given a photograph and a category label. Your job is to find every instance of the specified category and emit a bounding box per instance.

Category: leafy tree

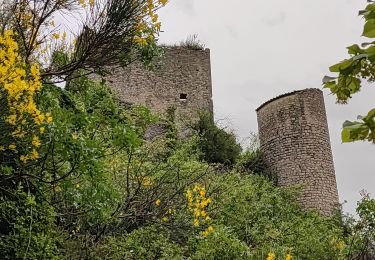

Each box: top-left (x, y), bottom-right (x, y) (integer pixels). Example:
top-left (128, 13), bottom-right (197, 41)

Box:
top-left (91, 226), bottom-right (184, 259)
top-left (0, 0), bottom-right (166, 83)
top-left (340, 192), bottom-right (375, 259)
top-left (235, 134), bottom-right (270, 181)
top-left (0, 0), bottom-right (169, 258)
top-left (193, 113), bottom-right (242, 166)
top-left (323, 1), bottom-right (375, 143)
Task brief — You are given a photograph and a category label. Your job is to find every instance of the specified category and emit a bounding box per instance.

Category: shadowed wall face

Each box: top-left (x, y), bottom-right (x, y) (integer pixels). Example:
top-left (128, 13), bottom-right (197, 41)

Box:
top-left (102, 47), bottom-right (213, 133)
top-left (256, 89), bottom-right (339, 215)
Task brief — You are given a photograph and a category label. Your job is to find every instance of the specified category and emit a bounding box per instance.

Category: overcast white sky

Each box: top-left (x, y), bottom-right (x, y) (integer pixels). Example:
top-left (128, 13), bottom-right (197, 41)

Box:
top-left (157, 0), bottom-right (375, 215)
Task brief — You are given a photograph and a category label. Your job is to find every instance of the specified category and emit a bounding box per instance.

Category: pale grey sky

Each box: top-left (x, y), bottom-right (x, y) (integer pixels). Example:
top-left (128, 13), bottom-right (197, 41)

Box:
top-left (158, 0), bottom-right (375, 215)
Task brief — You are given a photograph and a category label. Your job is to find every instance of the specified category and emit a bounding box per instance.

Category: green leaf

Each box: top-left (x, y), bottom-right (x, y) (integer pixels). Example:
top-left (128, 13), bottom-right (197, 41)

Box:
top-left (323, 81), bottom-right (337, 92)
top-left (363, 108), bottom-right (375, 129)
top-left (341, 120), bottom-right (370, 142)
top-left (343, 120), bottom-right (357, 128)
top-left (365, 3), bottom-right (375, 12)
top-left (363, 19), bottom-right (375, 38)
top-left (26, 195), bottom-right (37, 206)
top-left (1, 165), bottom-right (13, 175)
top-left (329, 59), bottom-right (353, 72)
top-left (353, 54), bottom-right (368, 61)
top-left (365, 108), bottom-right (375, 119)
top-left (361, 41), bottom-right (375, 47)
top-left (347, 44), bottom-right (363, 55)
top-left (359, 10), bottom-right (371, 16)
top-left (364, 45), bottom-right (375, 57)
top-left (322, 76), bottom-right (336, 83)
top-left (348, 77), bottom-right (361, 93)
top-left (329, 63), bottom-right (341, 73)
top-left (341, 128), bottom-right (352, 143)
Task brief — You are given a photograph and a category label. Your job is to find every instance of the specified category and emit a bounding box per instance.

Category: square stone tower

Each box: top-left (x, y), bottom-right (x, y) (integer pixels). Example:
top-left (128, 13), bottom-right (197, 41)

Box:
top-left (102, 46), bottom-right (213, 131)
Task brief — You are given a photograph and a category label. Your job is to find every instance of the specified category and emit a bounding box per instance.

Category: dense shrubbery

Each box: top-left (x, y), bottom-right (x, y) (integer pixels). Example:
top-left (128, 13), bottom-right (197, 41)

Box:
top-left (92, 226), bottom-right (184, 259)
top-left (1, 72), bottom-right (375, 259)
top-left (193, 113), bottom-right (242, 166)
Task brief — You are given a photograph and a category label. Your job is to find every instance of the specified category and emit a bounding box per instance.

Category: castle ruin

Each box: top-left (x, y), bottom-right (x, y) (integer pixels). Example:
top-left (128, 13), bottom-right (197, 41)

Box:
top-left (103, 47), bottom-right (339, 215)
top-left (256, 89), bottom-right (339, 215)
top-left (103, 47), bottom-right (213, 133)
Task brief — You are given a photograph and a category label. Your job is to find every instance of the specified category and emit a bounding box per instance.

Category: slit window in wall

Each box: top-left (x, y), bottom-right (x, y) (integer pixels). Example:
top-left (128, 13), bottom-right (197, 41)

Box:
top-left (180, 93), bottom-right (187, 101)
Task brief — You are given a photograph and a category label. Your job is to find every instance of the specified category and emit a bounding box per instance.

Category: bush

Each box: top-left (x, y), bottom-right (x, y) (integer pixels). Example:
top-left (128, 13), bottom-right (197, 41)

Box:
top-left (340, 193), bottom-right (375, 260)
top-left (0, 187), bottom-right (60, 260)
top-left (237, 150), bottom-right (267, 174)
top-left (209, 173), bottom-right (344, 260)
top-left (92, 226), bottom-right (184, 260)
top-left (189, 225), bottom-right (250, 260)
top-left (193, 114), bottom-right (242, 165)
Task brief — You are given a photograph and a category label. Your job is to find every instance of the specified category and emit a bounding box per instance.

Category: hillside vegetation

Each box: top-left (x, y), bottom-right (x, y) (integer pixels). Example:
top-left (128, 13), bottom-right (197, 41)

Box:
top-left (1, 77), bottom-right (374, 259)
top-left (0, 0), bottom-right (374, 259)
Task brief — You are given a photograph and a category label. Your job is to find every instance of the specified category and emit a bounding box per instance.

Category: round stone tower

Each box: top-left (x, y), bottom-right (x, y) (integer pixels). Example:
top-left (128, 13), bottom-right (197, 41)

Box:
top-left (256, 88), bottom-right (339, 215)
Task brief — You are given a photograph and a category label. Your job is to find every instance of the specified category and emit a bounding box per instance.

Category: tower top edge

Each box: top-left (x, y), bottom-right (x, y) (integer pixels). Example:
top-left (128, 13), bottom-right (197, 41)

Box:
top-left (158, 45), bottom-right (210, 52)
top-left (256, 88), bottom-right (322, 112)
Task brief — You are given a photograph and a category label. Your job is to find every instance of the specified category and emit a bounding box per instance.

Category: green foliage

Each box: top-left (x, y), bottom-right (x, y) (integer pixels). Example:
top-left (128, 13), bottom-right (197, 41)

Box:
top-left (38, 81), bottom-right (130, 230)
top-left (51, 51), bottom-right (70, 68)
top-left (135, 39), bottom-right (166, 70)
top-left (341, 109), bottom-right (375, 143)
top-left (340, 193), bottom-right (375, 259)
top-left (236, 134), bottom-right (266, 174)
top-left (2, 74), bottom-right (374, 259)
top-left (0, 184), bottom-right (60, 260)
top-left (193, 113), bottom-right (242, 165)
top-left (236, 149), bottom-right (269, 180)
top-left (323, 2), bottom-right (375, 143)
top-left (189, 225), bottom-right (250, 259)
top-left (0, 79), bottom-right (150, 258)
top-left (92, 226), bottom-right (184, 260)
top-left (36, 80), bottom-right (213, 258)
top-left (209, 173), bottom-right (344, 259)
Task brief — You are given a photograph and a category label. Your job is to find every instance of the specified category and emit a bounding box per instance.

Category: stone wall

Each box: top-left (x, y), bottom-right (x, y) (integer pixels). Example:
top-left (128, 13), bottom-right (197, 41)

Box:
top-left (102, 46), bottom-right (213, 133)
top-left (256, 88), bottom-right (339, 215)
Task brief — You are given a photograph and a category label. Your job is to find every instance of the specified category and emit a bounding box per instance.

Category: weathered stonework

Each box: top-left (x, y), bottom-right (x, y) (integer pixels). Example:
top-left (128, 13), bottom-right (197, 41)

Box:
top-left (256, 89), bottom-right (339, 215)
top-left (102, 47), bottom-right (213, 134)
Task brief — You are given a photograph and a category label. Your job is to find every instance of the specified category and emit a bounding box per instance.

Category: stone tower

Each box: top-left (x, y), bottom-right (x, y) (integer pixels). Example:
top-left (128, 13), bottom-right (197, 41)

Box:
top-left (256, 88), bottom-right (339, 215)
top-left (102, 46), bottom-right (213, 131)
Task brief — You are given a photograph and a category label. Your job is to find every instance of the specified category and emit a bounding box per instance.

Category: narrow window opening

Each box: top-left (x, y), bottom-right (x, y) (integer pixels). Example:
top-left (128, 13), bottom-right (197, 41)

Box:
top-left (180, 93), bottom-right (187, 101)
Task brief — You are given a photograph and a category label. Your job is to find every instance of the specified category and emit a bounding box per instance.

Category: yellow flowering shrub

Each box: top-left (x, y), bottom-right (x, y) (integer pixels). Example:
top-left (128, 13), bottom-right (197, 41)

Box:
top-left (265, 251), bottom-right (292, 260)
top-left (0, 30), bottom-right (50, 163)
top-left (134, 0), bottom-right (169, 47)
top-left (186, 183), bottom-right (214, 237)
top-left (266, 252), bottom-right (276, 260)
